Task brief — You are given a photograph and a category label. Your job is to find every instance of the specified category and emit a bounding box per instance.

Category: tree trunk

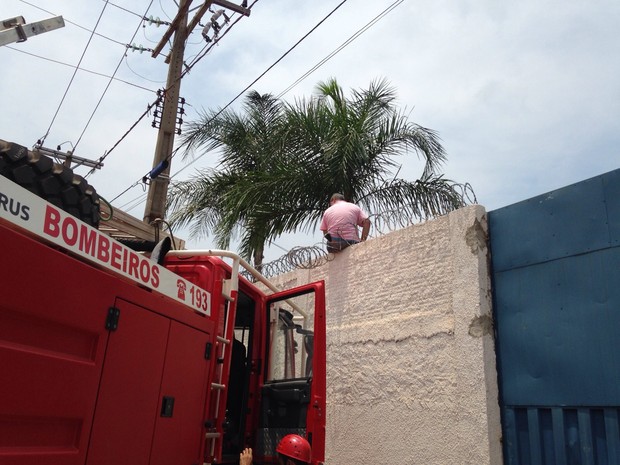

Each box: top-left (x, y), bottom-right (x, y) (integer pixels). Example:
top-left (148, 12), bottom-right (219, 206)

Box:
top-left (253, 245), bottom-right (264, 273)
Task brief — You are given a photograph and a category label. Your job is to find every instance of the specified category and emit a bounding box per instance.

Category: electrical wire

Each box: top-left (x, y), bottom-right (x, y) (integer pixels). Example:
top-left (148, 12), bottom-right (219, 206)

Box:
top-left (85, 92), bottom-right (162, 178)
top-left (109, 0), bottom-right (359, 209)
top-left (109, 181), bottom-right (144, 204)
top-left (104, 0), bottom-right (145, 19)
top-left (168, 0), bottom-right (404, 187)
top-left (124, 54), bottom-right (167, 83)
top-left (159, 0), bottom-right (174, 21)
top-left (73, 1), bottom-right (156, 153)
top-left (164, 1), bottom-right (416, 270)
top-left (120, 192), bottom-right (149, 212)
top-left (168, 0), bottom-right (348, 181)
top-left (181, 1), bottom-right (260, 74)
top-left (101, 2), bottom-right (260, 197)
top-left (143, 23), bottom-right (164, 43)
top-left (4, 46), bottom-right (155, 93)
top-left (91, 1), bottom-right (465, 274)
top-left (110, 0), bottom-right (393, 219)
top-left (38, 1), bottom-right (111, 147)
top-left (277, 0), bottom-right (404, 98)
top-left (180, 0), bottom-right (348, 137)
top-left (18, 0), bottom-right (128, 47)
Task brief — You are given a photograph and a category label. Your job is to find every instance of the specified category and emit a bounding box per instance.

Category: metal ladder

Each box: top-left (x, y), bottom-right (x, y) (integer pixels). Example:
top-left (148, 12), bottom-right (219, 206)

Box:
top-left (165, 249), bottom-right (306, 465)
top-left (204, 278), bottom-right (238, 464)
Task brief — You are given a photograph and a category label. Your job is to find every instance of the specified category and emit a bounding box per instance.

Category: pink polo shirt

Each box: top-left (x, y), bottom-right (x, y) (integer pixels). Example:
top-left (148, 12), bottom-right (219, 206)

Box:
top-left (320, 200), bottom-right (369, 241)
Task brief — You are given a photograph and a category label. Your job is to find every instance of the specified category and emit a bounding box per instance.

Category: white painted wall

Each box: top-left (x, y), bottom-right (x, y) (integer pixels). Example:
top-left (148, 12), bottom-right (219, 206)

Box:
top-left (267, 205), bottom-right (502, 465)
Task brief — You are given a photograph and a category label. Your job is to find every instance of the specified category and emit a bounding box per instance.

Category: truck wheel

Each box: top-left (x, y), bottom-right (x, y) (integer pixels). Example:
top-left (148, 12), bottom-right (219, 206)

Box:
top-left (0, 140), bottom-right (101, 227)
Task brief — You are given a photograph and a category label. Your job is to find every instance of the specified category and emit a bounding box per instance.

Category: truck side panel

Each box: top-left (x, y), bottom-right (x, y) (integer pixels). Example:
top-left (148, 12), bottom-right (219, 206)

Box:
top-left (0, 224), bottom-right (110, 464)
top-left (0, 222), bottom-right (215, 465)
top-left (150, 319), bottom-right (212, 465)
top-left (86, 298), bottom-right (170, 465)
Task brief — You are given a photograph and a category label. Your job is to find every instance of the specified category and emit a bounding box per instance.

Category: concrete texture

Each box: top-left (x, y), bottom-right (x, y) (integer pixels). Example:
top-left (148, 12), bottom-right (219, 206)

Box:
top-left (267, 205), bottom-right (502, 465)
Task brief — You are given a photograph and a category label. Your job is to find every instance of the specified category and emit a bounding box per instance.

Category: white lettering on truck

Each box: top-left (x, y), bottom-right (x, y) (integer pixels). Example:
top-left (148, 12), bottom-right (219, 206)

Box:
top-left (1, 177), bottom-right (209, 315)
top-left (0, 191), bottom-right (30, 220)
top-left (43, 204), bottom-right (161, 288)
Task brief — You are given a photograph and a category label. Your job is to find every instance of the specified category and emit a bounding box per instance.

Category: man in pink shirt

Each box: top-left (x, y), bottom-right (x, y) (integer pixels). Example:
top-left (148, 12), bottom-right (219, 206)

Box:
top-left (320, 193), bottom-right (371, 253)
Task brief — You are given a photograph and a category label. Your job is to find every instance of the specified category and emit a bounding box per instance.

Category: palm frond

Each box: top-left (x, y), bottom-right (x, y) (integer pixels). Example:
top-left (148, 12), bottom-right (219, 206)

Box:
top-left (167, 80), bottom-right (474, 267)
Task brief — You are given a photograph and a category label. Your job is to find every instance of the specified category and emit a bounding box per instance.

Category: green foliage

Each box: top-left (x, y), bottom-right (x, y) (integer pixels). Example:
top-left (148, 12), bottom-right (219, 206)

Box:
top-left (168, 79), bottom-right (469, 266)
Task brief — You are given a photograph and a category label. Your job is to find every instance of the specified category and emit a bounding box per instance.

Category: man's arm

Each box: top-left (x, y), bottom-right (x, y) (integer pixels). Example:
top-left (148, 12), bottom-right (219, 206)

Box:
top-left (360, 218), bottom-right (370, 241)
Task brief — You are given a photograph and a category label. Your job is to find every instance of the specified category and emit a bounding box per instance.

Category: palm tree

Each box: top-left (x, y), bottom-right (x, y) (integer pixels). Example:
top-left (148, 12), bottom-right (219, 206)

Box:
top-left (168, 91), bottom-right (287, 268)
top-left (168, 78), bottom-right (469, 268)
top-left (276, 78), bottom-right (465, 230)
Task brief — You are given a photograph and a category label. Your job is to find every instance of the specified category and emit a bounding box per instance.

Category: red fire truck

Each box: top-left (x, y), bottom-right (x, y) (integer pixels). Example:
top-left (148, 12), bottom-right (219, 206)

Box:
top-left (0, 142), bottom-right (326, 465)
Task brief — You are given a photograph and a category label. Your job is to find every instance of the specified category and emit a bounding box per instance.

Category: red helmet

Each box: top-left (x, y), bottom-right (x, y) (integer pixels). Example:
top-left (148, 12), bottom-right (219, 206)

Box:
top-left (276, 434), bottom-right (312, 463)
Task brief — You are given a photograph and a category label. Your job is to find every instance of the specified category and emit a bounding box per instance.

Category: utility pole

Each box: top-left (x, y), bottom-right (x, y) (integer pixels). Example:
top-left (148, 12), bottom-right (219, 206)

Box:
top-left (143, 0), bottom-right (250, 226)
top-left (143, 0), bottom-right (191, 225)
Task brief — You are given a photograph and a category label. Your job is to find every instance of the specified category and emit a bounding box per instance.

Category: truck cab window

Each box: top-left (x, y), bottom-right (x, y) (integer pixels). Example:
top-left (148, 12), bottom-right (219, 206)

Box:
top-left (267, 295), bottom-right (315, 382)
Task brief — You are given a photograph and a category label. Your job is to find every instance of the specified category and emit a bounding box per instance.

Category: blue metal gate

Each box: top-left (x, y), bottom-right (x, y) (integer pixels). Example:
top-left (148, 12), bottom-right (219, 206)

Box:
top-left (489, 169), bottom-right (620, 465)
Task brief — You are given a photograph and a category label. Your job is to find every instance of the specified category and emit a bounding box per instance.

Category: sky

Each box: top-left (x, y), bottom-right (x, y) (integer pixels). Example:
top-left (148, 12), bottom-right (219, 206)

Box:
top-left (2, 0), bottom-right (619, 263)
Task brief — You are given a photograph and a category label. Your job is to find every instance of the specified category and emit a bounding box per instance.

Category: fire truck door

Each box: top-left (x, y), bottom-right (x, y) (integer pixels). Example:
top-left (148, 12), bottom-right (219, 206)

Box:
top-left (258, 282), bottom-right (326, 465)
top-left (86, 299), bottom-right (211, 465)
top-left (86, 299), bottom-right (169, 465)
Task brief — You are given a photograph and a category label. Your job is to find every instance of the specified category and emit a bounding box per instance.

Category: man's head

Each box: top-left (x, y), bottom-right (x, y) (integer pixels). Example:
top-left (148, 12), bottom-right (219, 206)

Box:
top-left (330, 193), bottom-right (345, 205)
top-left (276, 434), bottom-right (312, 465)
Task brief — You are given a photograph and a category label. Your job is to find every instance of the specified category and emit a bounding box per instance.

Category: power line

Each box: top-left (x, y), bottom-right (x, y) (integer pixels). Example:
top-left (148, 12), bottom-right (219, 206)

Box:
top-left (110, 0), bottom-right (352, 209)
top-left (18, 0), bottom-right (128, 47)
top-left (103, 2), bottom-right (259, 197)
top-left (152, 0), bottom-right (403, 211)
top-left (181, 0), bottom-right (348, 136)
top-left (159, 0), bottom-right (174, 21)
top-left (113, 0), bottom-right (392, 212)
top-left (38, 1), bottom-right (111, 147)
top-left (4, 45), bottom-right (156, 92)
top-left (277, 0), bottom-right (404, 98)
top-left (73, 0), bottom-right (156, 152)
top-left (96, 1), bottom-right (410, 265)
top-left (182, 2), bottom-right (258, 73)
top-left (124, 54), bottom-right (167, 83)
top-left (85, 92), bottom-right (162, 178)
top-left (119, 191), bottom-right (148, 211)
top-left (105, 0), bottom-right (145, 19)
top-left (169, 0), bottom-right (350, 181)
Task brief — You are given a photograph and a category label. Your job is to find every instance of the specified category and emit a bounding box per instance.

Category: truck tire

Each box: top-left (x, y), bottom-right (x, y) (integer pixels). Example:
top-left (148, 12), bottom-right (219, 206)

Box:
top-left (0, 140), bottom-right (101, 228)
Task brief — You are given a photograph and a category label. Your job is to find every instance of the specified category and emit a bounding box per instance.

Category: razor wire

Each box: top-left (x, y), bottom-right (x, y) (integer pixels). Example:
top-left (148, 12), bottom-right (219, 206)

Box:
top-left (250, 182), bottom-right (478, 279)
top-left (240, 243), bottom-right (333, 281)
top-left (370, 182), bottom-right (477, 235)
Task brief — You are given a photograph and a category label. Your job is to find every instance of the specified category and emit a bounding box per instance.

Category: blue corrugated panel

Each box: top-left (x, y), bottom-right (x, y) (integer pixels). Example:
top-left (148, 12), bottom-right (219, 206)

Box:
top-left (502, 407), bottom-right (620, 465)
top-left (489, 170), bottom-right (619, 272)
top-left (490, 168), bottom-right (620, 464)
top-left (603, 170), bottom-right (620, 246)
top-left (494, 247), bottom-right (620, 405)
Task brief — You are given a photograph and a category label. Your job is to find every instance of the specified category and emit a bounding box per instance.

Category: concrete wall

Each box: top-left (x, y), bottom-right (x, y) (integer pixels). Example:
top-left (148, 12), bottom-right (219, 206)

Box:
top-left (267, 205), bottom-right (502, 465)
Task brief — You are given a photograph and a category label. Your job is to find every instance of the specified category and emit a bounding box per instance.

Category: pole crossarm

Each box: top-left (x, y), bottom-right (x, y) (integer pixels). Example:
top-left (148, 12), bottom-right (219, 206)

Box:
top-left (212, 0), bottom-right (251, 16)
top-left (0, 15), bottom-right (65, 47)
top-left (144, 0), bottom-right (251, 225)
top-left (186, 1), bottom-right (215, 36)
top-left (151, 0), bottom-right (250, 58)
top-left (36, 146), bottom-right (103, 170)
top-left (151, 0), bottom-right (194, 58)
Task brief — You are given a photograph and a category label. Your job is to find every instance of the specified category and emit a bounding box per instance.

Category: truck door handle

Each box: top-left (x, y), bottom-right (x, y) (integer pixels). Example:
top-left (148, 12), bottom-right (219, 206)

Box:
top-left (161, 396), bottom-right (175, 417)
